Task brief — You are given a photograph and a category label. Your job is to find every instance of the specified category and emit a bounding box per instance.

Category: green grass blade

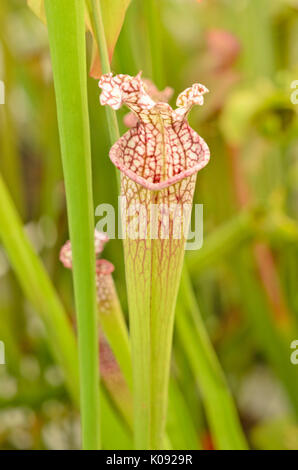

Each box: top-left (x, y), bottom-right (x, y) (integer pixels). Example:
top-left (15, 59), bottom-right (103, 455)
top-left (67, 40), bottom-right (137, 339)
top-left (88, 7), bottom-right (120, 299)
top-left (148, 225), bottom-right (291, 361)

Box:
top-left (0, 173), bottom-right (131, 449)
top-left (143, 0), bottom-right (165, 88)
top-left (187, 208), bottom-right (263, 275)
top-left (176, 267), bottom-right (248, 450)
top-left (0, 173), bottom-right (80, 405)
top-left (44, 0), bottom-right (100, 449)
top-left (167, 379), bottom-right (202, 450)
top-left (234, 249), bottom-right (298, 416)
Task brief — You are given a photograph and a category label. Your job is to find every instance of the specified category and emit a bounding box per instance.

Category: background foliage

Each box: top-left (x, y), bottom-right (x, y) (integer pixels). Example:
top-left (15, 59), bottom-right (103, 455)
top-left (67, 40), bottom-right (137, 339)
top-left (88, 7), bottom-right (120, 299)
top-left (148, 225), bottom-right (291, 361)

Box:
top-left (0, 0), bottom-right (297, 450)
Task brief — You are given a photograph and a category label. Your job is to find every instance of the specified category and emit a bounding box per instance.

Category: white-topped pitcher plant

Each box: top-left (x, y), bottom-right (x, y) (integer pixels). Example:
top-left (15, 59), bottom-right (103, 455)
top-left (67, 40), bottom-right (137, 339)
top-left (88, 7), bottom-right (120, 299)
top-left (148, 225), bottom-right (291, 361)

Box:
top-left (99, 73), bottom-right (210, 449)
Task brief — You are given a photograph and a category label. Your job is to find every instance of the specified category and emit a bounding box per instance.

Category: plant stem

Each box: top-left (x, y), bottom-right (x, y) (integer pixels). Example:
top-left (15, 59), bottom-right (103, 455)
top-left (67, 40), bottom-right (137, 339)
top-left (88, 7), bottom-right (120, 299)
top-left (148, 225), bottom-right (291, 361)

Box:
top-left (45, 0), bottom-right (100, 449)
top-left (97, 278), bottom-right (132, 390)
top-left (88, 0), bottom-right (121, 148)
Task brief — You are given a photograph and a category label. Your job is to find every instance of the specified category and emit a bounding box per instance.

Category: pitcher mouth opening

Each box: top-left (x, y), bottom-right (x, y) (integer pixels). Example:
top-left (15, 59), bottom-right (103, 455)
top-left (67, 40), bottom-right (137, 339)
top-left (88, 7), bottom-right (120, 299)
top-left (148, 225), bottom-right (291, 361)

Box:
top-left (109, 130), bottom-right (210, 191)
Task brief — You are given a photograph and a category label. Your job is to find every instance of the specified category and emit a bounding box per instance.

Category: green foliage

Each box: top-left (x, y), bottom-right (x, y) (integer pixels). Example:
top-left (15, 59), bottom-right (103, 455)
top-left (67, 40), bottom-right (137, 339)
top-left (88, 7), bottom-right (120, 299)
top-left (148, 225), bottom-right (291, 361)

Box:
top-left (44, 0), bottom-right (100, 449)
top-left (0, 0), bottom-right (297, 451)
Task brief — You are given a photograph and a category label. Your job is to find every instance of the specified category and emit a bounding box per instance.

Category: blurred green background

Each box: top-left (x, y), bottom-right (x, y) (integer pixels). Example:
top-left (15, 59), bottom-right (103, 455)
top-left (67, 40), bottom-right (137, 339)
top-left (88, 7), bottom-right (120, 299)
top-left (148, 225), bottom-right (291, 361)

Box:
top-left (0, 0), bottom-right (298, 450)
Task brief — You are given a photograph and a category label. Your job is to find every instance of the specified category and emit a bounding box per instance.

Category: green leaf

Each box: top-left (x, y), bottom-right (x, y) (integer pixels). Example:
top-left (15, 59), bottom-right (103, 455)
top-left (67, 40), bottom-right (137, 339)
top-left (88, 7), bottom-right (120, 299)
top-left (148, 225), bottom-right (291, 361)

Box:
top-left (0, 174), bottom-right (131, 450)
top-left (27, 0), bottom-right (46, 23)
top-left (176, 268), bottom-right (248, 450)
top-left (87, 0), bottom-right (132, 78)
top-left (28, 0), bottom-right (131, 79)
top-left (44, 0), bottom-right (101, 450)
